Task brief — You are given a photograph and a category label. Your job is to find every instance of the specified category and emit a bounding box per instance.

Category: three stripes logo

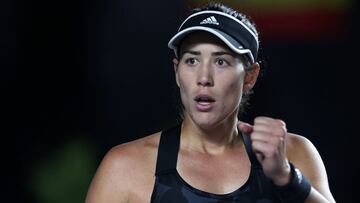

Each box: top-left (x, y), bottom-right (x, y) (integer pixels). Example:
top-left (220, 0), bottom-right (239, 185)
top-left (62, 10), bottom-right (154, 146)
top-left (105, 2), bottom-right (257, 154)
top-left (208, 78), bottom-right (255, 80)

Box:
top-left (200, 16), bottom-right (219, 25)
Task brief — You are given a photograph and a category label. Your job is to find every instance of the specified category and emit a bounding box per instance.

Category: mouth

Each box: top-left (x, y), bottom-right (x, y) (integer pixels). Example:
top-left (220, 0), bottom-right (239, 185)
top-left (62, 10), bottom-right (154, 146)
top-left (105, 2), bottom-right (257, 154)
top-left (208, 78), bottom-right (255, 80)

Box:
top-left (194, 95), bottom-right (216, 105)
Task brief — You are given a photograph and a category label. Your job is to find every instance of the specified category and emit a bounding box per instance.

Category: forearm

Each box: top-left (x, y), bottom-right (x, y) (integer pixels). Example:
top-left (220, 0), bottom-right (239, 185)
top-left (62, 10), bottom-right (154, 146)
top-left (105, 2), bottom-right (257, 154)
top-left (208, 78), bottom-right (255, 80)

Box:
top-left (304, 187), bottom-right (336, 203)
top-left (272, 162), bottom-right (335, 203)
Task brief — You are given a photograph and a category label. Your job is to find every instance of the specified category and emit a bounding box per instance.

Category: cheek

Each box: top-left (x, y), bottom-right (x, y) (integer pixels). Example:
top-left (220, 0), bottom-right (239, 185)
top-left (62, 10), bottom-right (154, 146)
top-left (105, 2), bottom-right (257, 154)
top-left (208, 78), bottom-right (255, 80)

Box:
top-left (229, 81), bottom-right (243, 101)
top-left (177, 73), bottom-right (192, 103)
top-left (221, 75), bottom-right (244, 105)
top-left (178, 71), bottom-right (189, 90)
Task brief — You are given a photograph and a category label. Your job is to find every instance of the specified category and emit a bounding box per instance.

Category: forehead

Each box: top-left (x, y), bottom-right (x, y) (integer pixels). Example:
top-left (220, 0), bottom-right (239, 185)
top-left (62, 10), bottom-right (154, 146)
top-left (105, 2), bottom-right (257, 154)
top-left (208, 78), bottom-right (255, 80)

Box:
top-left (179, 31), bottom-right (234, 54)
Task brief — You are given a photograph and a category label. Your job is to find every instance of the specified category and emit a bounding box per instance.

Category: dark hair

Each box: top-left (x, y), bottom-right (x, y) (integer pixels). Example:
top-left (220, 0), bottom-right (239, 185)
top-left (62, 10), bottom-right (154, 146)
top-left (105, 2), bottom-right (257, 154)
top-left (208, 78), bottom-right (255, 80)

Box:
top-left (174, 2), bottom-right (260, 120)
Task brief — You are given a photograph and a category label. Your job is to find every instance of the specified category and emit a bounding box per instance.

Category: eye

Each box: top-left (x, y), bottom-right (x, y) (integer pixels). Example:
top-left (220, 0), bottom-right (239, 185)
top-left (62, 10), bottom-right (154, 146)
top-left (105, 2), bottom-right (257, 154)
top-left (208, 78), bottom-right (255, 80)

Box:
top-left (215, 58), bottom-right (230, 67)
top-left (184, 57), bottom-right (199, 66)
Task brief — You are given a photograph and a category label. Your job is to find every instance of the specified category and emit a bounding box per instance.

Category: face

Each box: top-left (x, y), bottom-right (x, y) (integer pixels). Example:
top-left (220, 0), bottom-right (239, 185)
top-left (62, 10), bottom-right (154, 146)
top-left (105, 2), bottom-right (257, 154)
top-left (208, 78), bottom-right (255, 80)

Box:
top-left (173, 32), bottom-right (259, 129)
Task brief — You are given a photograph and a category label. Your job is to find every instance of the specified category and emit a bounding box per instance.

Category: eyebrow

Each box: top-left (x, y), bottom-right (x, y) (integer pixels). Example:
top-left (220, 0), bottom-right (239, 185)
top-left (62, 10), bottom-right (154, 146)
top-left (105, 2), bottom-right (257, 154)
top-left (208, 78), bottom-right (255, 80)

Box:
top-left (211, 51), bottom-right (236, 57)
top-left (180, 50), bottom-right (235, 57)
top-left (180, 50), bottom-right (201, 56)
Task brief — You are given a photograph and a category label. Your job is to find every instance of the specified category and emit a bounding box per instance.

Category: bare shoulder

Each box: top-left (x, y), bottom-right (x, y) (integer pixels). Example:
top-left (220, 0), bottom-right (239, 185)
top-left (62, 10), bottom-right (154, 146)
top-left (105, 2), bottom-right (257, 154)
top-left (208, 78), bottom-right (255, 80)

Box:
top-left (86, 132), bottom-right (161, 203)
top-left (285, 132), bottom-right (323, 175)
top-left (285, 132), bottom-right (335, 202)
top-left (285, 132), bottom-right (315, 159)
top-left (109, 132), bottom-right (161, 168)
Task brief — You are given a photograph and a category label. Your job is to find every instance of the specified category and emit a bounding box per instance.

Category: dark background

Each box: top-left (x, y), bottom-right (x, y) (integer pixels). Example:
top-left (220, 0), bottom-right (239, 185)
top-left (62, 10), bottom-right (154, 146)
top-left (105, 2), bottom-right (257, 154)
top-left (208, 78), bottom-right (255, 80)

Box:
top-left (2, 0), bottom-right (359, 202)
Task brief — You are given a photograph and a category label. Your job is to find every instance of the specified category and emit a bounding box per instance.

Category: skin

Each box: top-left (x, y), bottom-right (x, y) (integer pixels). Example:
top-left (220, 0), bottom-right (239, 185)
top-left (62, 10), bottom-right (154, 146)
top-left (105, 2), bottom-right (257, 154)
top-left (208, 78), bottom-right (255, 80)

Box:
top-left (85, 32), bottom-right (336, 203)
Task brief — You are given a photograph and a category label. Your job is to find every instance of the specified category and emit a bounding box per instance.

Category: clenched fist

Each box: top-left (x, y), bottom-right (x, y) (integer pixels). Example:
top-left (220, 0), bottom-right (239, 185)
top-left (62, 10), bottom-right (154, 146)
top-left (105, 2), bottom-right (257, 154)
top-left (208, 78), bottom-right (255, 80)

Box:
top-left (238, 116), bottom-right (291, 186)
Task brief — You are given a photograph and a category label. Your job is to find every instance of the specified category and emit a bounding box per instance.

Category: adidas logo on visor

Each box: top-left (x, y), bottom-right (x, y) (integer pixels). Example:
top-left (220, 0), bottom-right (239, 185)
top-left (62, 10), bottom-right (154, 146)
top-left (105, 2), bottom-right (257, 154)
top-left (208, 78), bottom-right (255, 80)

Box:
top-left (200, 16), bottom-right (219, 25)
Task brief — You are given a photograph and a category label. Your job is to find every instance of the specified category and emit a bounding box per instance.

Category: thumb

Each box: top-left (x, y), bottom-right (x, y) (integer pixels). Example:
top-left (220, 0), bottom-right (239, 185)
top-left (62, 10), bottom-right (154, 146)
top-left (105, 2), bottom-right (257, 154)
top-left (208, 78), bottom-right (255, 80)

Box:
top-left (237, 121), bottom-right (253, 134)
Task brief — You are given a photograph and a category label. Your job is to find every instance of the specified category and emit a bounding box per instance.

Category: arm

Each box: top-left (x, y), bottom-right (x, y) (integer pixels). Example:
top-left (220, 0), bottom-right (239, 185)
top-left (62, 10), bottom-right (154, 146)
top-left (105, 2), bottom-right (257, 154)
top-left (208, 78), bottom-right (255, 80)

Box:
top-left (238, 117), bottom-right (335, 203)
top-left (85, 146), bottom-right (130, 203)
top-left (288, 134), bottom-right (336, 203)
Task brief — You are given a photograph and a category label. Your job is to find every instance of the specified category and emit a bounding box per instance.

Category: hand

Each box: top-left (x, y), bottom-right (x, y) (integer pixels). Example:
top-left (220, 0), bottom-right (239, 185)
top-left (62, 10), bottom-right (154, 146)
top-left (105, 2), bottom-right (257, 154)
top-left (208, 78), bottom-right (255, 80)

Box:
top-left (238, 117), bottom-right (291, 186)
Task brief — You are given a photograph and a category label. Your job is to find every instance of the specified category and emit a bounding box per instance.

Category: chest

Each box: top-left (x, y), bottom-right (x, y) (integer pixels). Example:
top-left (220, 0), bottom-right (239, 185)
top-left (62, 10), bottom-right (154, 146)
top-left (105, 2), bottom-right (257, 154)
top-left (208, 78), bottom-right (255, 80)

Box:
top-left (176, 149), bottom-right (251, 195)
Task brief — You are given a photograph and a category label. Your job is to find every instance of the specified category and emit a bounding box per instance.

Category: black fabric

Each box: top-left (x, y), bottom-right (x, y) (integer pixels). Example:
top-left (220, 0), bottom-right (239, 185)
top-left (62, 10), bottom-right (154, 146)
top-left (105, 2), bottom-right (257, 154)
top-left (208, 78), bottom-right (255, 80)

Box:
top-left (242, 132), bottom-right (261, 169)
top-left (151, 124), bottom-right (283, 203)
top-left (155, 125), bottom-right (181, 174)
top-left (273, 163), bottom-right (311, 203)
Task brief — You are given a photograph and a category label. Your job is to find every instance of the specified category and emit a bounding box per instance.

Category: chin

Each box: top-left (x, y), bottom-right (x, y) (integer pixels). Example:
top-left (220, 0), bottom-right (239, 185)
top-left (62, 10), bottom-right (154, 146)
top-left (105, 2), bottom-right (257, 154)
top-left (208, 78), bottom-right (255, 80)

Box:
top-left (189, 108), bottom-right (239, 130)
top-left (190, 113), bottom-right (222, 130)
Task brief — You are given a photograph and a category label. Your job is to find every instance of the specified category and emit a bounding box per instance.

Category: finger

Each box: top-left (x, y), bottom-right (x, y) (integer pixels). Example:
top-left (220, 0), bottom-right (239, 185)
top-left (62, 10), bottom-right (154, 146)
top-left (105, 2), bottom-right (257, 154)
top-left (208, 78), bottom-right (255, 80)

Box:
top-left (252, 125), bottom-right (287, 138)
top-left (254, 116), bottom-right (275, 125)
top-left (252, 141), bottom-right (267, 163)
top-left (252, 140), bottom-right (278, 158)
top-left (255, 152), bottom-right (265, 162)
top-left (250, 131), bottom-right (276, 143)
top-left (252, 131), bottom-right (285, 148)
top-left (237, 121), bottom-right (253, 134)
top-left (254, 117), bottom-right (286, 128)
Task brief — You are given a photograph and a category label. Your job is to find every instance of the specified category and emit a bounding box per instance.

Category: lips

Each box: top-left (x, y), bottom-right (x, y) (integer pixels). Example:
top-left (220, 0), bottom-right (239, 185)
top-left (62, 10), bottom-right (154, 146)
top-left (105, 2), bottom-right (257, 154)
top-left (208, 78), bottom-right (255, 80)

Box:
top-left (194, 94), bottom-right (215, 111)
top-left (194, 95), bottom-right (215, 103)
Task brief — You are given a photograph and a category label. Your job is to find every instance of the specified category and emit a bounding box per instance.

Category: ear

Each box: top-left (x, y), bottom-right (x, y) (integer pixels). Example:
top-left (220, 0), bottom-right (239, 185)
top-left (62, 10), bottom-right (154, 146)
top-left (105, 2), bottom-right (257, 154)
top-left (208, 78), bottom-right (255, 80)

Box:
top-left (173, 58), bottom-right (180, 87)
top-left (243, 62), bottom-right (260, 92)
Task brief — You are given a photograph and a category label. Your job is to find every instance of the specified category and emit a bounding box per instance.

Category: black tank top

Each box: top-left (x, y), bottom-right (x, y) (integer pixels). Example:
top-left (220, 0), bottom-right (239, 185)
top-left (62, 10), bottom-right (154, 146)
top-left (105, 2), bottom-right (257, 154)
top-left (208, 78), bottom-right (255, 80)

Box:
top-left (150, 124), bottom-right (281, 203)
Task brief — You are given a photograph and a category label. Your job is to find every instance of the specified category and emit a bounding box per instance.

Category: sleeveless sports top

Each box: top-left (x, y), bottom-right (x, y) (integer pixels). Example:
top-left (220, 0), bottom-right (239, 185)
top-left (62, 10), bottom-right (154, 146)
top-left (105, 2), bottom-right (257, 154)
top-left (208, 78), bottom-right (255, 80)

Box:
top-left (150, 124), bottom-right (282, 203)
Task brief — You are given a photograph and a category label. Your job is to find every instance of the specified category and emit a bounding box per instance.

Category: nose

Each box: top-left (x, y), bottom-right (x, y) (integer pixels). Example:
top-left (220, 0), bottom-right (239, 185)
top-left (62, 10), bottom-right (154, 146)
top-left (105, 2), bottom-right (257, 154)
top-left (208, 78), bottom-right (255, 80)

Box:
top-left (197, 64), bottom-right (214, 87)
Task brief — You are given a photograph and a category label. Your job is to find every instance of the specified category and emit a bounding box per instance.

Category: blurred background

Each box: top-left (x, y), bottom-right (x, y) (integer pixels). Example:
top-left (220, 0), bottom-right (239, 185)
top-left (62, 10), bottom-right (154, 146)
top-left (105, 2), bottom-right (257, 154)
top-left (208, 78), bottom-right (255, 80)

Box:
top-left (1, 0), bottom-right (359, 202)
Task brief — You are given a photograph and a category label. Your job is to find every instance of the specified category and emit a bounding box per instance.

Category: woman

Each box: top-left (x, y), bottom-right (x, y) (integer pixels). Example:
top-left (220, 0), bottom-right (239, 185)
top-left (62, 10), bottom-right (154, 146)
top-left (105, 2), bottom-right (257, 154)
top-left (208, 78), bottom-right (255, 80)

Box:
top-left (86, 3), bottom-right (335, 203)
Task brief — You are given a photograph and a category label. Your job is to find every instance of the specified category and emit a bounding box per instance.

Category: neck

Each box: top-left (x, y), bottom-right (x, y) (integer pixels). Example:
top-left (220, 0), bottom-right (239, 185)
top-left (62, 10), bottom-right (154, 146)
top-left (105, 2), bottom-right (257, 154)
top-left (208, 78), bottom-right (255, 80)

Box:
top-left (181, 113), bottom-right (241, 155)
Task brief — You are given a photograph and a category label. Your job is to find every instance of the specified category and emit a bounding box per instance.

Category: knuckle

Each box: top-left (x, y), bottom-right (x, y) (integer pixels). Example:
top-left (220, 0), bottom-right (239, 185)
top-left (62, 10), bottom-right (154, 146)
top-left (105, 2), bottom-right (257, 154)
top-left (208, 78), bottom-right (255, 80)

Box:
top-left (254, 117), bottom-right (263, 124)
top-left (254, 116), bottom-right (270, 124)
top-left (274, 128), bottom-right (286, 137)
top-left (275, 119), bottom-right (286, 127)
top-left (251, 132), bottom-right (262, 139)
top-left (252, 125), bottom-right (263, 132)
top-left (272, 124), bottom-right (287, 137)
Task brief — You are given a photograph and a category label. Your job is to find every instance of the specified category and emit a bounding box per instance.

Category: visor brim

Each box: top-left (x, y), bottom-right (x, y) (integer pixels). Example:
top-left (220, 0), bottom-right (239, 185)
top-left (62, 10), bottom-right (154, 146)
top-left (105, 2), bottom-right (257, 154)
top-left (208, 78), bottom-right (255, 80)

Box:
top-left (168, 26), bottom-right (254, 64)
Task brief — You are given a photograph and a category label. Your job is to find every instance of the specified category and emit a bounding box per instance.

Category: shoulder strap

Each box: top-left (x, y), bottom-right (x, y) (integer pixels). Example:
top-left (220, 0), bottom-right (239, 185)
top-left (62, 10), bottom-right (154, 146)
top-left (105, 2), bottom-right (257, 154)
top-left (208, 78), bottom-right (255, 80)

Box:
top-left (155, 124), bottom-right (181, 175)
top-left (242, 132), bottom-right (262, 168)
